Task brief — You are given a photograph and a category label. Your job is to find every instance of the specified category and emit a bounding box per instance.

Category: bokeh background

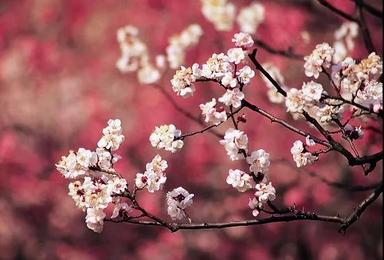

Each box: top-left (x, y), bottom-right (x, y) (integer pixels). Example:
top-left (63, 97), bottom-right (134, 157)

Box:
top-left (0, 0), bottom-right (382, 259)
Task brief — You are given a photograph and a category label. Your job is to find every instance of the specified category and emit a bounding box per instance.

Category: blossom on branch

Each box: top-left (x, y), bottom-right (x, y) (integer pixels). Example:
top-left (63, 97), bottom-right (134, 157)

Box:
top-left (232, 32), bottom-right (254, 49)
top-left (246, 149), bottom-right (270, 174)
top-left (290, 140), bottom-right (318, 168)
top-left (166, 187), bottom-right (194, 221)
top-left (171, 66), bottom-right (196, 98)
top-left (57, 119), bottom-right (128, 233)
top-left (149, 124), bottom-right (184, 153)
top-left (304, 43), bottom-right (334, 78)
top-left (226, 169), bottom-right (253, 192)
top-left (135, 155), bottom-right (168, 192)
top-left (199, 98), bottom-right (228, 125)
top-left (220, 128), bottom-right (248, 160)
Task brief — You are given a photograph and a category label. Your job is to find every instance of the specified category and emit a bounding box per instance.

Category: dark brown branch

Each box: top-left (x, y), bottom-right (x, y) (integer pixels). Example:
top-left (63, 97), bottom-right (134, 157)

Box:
top-left (339, 182), bottom-right (383, 232)
top-left (306, 171), bottom-right (382, 192)
top-left (317, 0), bottom-right (359, 22)
top-left (355, 0), bottom-right (376, 53)
top-left (248, 49), bottom-right (287, 97)
top-left (253, 38), bottom-right (304, 60)
top-left (107, 212), bottom-right (344, 232)
top-left (241, 99), bottom-right (330, 147)
top-left (352, 0), bottom-right (383, 18)
top-left (247, 48), bottom-right (382, 174)
top-left (321, 95), bottom-right (382, 118)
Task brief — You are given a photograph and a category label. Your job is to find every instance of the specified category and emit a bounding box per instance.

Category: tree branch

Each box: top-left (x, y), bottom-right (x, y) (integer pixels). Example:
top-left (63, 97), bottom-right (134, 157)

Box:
top-left (241, 99), bottom-right (330, 147)
top-left (339, 182), bottom-right (383, 232)
top-left (317, 0), bottom-right (359, 22)
top-left (248, 49), bottom-right (288, 97)
top-left (253, 38), bottom-right (304, 60)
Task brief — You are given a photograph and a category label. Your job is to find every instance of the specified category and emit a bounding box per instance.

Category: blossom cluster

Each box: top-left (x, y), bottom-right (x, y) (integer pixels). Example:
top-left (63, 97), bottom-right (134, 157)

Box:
top-left (248, 182), bottom-right (276, 217)
top-left (285, 81), bottom-right (338, 124)
top-left (171, 33), bottom-right (255, 121)
top-left (237, 3), bottom-right (265, 34)
top-left (201, 0), bottom-right (236, 31)
top-left (116, 24), bottom-right (202, 85)
top-left (201, 1), bottom-right (265, 34)
top-left (333, 22), bottom-right (359, 63)
top-left (199, 98), bottom-right (228, 125)
top-left (135, 155), bottom-right (168, 192)
top-left (304, 43), bottom-right (334, 79)
top-left (56, 119), bottom-right (128, 233)
top-left (334, 52), bottom-right (383, 111)
top-left (166, 187), bottom-right (194, 221)
top-left (116, 25), bottom-right (161, 84)
top-left (220, 127), bottom-right (275, 216)
top-left (166, 24), bottom-right (203, 69)
top-left (290, 139), bottom-right (318, 168)
top-left (149, 124), bottom-right (184, 153)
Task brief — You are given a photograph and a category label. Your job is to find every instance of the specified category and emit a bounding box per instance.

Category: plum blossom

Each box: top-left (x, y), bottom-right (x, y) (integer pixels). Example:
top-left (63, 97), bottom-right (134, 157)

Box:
top-left (333, 22), bottom-right (359, 63)
top-left (227, 48), bottom-right (245, 64)
top-left (218, 88), bottom-right (245, 108)
top-left (291, 140), bottom-right (318, 167)
top-left (314, 105), bottom-right (343, 124)
top-left (301, 81), bottom-right (323, 103)
top-left (201, 0), bottom-right (236, 31)
top-left (137, 64), bottom-right (161, 84)
top-left (85, 208), bottom-right (106, 233)
top-left (171, 66), bottom-right (196, 98)
top-left (255, 182), bottom-right (276, 203)
top-left (237, 3), bottom-right (265, 34)
top-left (166, 187), bottom-right (194, 221)
top-left (248, 197), bottom-right (262, 217)
top-left (246, 149), bottom-right (270, 174)
top-left (226, 169), bottom-right (252, 192)
top-left (135, 155), bottom-right (168, 192)
top-left (116, 25), bottom-right (147, 73)
top-left (56, 149), bottom-right (94, 179)
top-left (220, 128), bottom-right (248, 160)
top-left (248, 182), bottom-right (276, 217)
top-left (237, 66), bottom-right (255, 85)
top-left (200, 98), bottom-right (228, 125)
top-left (111, 201), bottom-right (131, 219)
top-left (97, 119), bottom-right (125, 151)
top-left (200, 53), bottom-right (233, 79)
top-left (232, 32), bottom-right (254, 49)
top-left (221, 72), bottom-right (238, 88)
top-left (150, 124), bottom-right (184, 153)
top-left (304, 43), bottom-right (334, 78)
top-left (285, 88), bottom-right (305, 114)
top-left (166, 24), bottom-right (203, 69)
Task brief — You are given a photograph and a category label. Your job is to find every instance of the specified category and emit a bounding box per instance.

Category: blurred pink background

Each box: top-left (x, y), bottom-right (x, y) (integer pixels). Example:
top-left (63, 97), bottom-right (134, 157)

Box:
top-left (0, 0), bottom-right (382, 259)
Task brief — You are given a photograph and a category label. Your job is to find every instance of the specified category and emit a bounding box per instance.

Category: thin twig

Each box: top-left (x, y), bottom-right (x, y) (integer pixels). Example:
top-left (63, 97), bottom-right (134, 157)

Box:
top-left (153, 84), bottom-right (223, 139)
top-left (317, 0), bottom-right (359, 22)
top-left (339, 182), bottom-right (383, 232)
top-left (241, 99), bottom-right (330, 147)
top-left (253, 38), bottom-right (304, 60)
top-left (355, 0), bottom-right (376, 53)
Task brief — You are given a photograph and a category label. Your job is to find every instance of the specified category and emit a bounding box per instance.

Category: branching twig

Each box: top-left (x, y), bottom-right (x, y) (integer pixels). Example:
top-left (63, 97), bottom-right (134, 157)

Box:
top-left (339, 182), bottom-right (383, 232)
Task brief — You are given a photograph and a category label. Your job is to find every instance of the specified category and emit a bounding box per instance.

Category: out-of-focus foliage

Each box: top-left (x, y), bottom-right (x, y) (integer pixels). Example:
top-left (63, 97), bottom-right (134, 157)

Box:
top-left (0, 0), bottom-right (382, 259)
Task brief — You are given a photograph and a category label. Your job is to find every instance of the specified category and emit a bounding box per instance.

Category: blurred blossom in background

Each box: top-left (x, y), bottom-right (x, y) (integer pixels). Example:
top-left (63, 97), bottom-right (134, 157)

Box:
top-left (0, 0), bottom-right (382, 259)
